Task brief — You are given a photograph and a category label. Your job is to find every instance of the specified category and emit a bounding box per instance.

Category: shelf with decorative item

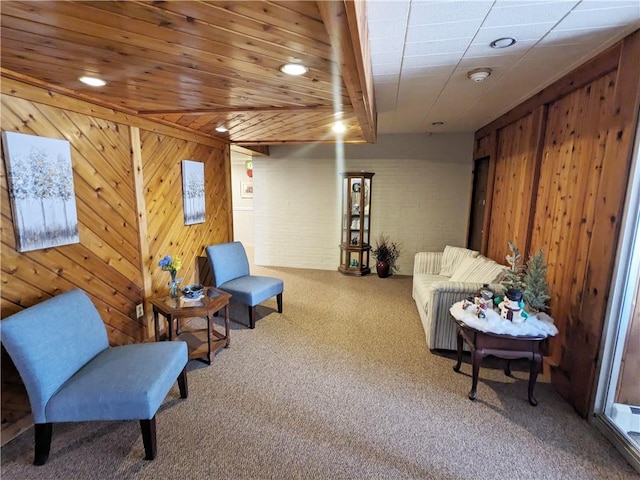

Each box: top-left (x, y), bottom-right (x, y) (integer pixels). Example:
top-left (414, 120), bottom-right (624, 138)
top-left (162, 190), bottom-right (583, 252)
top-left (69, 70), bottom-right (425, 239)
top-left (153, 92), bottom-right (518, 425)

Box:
top-left (338, 172), bottom-right (374, 276)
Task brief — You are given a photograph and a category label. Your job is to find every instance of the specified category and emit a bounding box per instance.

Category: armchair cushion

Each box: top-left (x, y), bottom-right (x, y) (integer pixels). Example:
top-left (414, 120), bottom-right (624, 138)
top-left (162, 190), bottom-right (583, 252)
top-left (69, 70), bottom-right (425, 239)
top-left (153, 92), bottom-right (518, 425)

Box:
top-left (46, 342), bottom-right (188, 422)
top-left (220, 275), bottom-right (284, 307)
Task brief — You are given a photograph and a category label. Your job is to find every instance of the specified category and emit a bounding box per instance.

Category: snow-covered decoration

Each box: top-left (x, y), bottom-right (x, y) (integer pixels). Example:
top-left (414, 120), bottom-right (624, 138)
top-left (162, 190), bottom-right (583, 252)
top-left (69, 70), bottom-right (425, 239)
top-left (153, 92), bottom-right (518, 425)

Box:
top-left (451, 300), bottom-right (558, 337)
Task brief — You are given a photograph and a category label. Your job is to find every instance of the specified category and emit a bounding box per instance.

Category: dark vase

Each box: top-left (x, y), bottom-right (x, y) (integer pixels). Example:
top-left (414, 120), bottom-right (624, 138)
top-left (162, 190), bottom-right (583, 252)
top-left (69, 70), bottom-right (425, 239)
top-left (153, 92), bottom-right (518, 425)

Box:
top-left (376, 260), bottom-right (391, 278)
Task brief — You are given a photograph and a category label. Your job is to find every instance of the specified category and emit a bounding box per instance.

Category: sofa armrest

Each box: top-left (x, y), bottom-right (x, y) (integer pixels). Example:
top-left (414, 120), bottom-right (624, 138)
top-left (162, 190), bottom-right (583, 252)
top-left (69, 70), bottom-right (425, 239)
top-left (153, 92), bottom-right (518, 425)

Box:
top-left (414, 252), bottom-right (443, 276)
top-left (424, 281), bottom-right (503, 351)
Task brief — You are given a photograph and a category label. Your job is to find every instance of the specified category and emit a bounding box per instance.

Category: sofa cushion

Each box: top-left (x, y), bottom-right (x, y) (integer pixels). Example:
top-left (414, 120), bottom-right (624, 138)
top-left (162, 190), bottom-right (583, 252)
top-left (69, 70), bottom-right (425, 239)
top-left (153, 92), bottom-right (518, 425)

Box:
top-left (449, 256), bottom-right (506, 284)
top-left (439, 246), bottom-right (479, 277)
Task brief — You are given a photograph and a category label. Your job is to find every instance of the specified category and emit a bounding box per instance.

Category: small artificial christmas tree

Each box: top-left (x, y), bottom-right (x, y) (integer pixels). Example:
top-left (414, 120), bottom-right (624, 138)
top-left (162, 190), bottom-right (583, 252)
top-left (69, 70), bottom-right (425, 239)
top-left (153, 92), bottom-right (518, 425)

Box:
top-left (501, 240), bottom-right (526, 291)
top-left (523, 249), bottom-right (551, 312)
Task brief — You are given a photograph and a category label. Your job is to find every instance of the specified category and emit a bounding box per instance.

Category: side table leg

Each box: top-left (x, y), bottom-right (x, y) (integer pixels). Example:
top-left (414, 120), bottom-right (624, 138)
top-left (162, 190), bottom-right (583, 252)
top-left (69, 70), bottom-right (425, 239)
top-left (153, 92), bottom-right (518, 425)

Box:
top-left (528, 353), bottom-right (541, 406)
top-left (206, 315), bottom-right (212, 365)
top-left (224, 305), bottom-right (231, 348)
top-left (504, 360), bottom-right (512, 377)
top-left (453, 328), bottom-right (463, 372)
top-left (469, 349), bottom-right (482, 401)
top-left (153, 310), bottom-right (160, 342)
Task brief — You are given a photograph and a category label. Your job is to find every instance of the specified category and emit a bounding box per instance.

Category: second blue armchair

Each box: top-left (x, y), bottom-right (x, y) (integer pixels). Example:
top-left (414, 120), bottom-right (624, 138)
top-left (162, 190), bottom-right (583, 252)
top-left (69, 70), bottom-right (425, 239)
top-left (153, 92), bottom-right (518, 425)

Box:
top-left (205, 242), bottom-right (283, 328)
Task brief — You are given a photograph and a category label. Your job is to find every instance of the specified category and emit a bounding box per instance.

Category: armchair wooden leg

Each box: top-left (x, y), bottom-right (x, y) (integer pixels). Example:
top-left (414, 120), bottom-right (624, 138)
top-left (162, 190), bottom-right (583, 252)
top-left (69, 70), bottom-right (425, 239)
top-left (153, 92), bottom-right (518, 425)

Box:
top-left (276, 293), bottom-right (283, 313)
top-left (249, 306), bottom-right (256, 329)
top-left (34, 423), bottom-right (52, 466)
top-left (140, 417), bottom-right (157, 460)
top-left (177, 367), bottom-right (188, 398)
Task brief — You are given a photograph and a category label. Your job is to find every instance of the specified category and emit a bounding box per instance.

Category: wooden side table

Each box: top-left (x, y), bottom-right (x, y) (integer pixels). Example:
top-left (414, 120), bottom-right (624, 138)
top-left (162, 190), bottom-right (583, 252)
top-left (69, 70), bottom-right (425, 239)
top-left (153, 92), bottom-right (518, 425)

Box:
top-left (150, 287), bottom-right (232, 365)
top-left (452, 318), bottom-right (548, 406)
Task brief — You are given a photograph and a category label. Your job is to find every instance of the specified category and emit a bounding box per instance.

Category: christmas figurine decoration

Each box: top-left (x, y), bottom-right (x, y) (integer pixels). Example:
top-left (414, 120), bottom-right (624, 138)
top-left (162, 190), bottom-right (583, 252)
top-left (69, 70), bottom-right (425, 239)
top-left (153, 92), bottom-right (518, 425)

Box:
top-left (498, 288), bottom-right (528, 323)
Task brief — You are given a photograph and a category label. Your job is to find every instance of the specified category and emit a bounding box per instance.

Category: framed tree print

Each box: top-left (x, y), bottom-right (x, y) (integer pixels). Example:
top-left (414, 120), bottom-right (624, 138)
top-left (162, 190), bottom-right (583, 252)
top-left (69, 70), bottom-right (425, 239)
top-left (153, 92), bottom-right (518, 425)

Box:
top-left (182, 160), bottom-right (205, 225)
top-left (2, 131), bottom-right (79, 252)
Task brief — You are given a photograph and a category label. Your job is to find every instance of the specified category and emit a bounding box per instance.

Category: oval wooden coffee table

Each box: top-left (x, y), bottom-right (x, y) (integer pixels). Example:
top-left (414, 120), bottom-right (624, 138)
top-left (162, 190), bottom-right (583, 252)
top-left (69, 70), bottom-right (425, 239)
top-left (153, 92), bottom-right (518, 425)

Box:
top-left (452, 318), bottom-right (548, 406)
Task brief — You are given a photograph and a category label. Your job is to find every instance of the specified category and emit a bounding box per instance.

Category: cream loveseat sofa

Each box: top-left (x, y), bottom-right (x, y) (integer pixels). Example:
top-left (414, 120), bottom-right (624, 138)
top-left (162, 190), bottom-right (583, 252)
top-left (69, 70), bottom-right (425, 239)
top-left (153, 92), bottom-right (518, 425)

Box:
top-left (412, 246), bottom-right (507, 350)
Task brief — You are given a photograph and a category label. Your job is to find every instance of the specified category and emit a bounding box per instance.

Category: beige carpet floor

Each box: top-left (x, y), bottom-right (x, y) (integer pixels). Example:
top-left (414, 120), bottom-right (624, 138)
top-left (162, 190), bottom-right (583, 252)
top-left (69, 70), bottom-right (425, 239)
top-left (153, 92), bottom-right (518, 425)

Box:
top-left (1, 264), bottom-right (638, 479)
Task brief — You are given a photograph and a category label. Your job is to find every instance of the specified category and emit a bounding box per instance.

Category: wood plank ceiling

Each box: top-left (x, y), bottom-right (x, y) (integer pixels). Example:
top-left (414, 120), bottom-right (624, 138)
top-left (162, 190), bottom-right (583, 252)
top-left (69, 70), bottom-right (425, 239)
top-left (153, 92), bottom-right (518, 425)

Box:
top-left (0, 1), bottom-right (376, 147)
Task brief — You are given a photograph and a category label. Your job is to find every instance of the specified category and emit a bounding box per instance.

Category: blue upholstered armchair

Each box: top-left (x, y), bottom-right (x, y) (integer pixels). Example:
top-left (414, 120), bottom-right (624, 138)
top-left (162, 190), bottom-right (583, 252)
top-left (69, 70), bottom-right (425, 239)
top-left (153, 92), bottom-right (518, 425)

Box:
top-left (0, 289), bottom-right (188, 465)
top-left (205, 241), bottom-right (283, 329)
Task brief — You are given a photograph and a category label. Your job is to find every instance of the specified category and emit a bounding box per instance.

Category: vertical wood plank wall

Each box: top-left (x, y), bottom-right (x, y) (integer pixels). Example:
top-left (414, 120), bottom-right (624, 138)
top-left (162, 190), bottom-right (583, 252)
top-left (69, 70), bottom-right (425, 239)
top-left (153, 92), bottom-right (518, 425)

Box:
top-left (0, 75), bottom-right (231, 442)
top-left (474, 31), bottom-right (640, 417)
top-left (486, 112), bottom-right (541, 262)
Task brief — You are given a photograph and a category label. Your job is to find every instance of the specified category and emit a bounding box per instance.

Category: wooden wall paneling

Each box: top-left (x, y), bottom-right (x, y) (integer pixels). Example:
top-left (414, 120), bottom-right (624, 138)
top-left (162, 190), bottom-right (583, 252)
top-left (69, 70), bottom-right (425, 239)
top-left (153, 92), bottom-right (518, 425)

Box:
top-left (140, 130), bottom-right (230, 309)
top-left (473, 133), bottom-right (492, 160)
top-left (486, 113), bottom-right (539, 263)
top-left (530, 74), bottom-right (615, 368)
top-left (569, 31), bottom-right (640, 416)
top-left (131, 126), bottom-right (154, 338)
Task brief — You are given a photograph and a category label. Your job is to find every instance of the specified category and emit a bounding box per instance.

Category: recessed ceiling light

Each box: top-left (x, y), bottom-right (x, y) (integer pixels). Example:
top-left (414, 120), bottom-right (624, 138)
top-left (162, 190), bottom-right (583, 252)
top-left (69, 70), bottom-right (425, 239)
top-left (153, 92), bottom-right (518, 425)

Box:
top-left (78, 76), bottom-right (106, 87)
top-left (215, 125), bottom-right (228, 133)
top-left (332, 122), bottom-right (346, 134)
top-left (467, 68), bottom-right (492, 83)
top-left (490, 37), bottom-right (516, 49)
top-left (279, 63), bottom-right (309, 76)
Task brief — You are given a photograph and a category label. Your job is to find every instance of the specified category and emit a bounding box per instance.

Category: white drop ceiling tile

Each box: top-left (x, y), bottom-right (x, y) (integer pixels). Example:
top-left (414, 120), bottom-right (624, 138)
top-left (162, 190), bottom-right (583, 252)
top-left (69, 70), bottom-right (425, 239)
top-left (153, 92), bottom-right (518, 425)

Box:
top-left (401, 65), bottom-right (457, 81)
top-left (539, 27), bottom-right (622, 45)
top-left (482, 2), bottom-right (576, 27)
top-left (555, 6), bottom-right (640, 30)
top-left (404, 37), bottom-right (472, 56)
top-left (493, 0), bottom-right (578, 7)
top-left (372, 62), bottom-right (403, 76)
top-left (368, 20), bottom-right (408, 41)
top-left (374, 83), bottom-right (399, 109)
top-left (573, 1), bottom-right (640, 12)
top-left (398, 81), bottom-right (445, 98)
top-left (522, 41), bottom-right (599, 60)
top-left (374, 73), bottom-right (401, 85)
top-left (408, 1), bottom-right (493, 26)
top-left (472, 22), bottom-right (556, 43)
top-left (376, 93), bottom-right (399, 113)
top-left (405, 19), bottom-right (484, 43)
top-left (457, 54), bottom-right (522, 69)
top-left (371, 50), bottom-right (404, 66)
top-left (465, 39), bottom-right (537, 57)
top-left (369, 36), bottom-right (406, 55)
top-left (402, 52), bottom-right (462, 68)
top-left (376, 112), bottom-right (398, 133)
top-left (366, 0), bottom-right (410, 22)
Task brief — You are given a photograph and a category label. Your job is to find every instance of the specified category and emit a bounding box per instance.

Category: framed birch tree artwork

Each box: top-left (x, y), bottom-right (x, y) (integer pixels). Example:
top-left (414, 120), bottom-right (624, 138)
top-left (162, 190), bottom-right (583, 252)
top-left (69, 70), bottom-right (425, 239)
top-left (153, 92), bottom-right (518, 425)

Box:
top-left (2, 131), bottom-right (80, 252)
top-left (181, 160), bottom-right (205, 225)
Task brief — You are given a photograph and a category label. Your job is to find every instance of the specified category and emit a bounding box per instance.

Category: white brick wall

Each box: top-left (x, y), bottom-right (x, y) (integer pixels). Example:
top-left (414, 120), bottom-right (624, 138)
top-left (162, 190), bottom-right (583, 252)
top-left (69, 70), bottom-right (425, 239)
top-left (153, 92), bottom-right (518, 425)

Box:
top-left (252, 133), bottom-right (474, 274)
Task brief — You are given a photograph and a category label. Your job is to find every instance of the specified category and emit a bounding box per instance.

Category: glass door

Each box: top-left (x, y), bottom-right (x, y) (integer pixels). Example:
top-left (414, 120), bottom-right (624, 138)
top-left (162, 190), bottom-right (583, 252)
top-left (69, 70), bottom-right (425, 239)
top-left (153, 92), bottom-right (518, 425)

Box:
top-left (592, 118), bottom-right (640, 473)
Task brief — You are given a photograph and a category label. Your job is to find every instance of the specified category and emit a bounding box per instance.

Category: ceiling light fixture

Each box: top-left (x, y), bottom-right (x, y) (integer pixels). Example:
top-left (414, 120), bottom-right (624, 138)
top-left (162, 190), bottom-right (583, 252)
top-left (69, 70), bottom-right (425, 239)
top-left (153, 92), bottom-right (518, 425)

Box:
top-left (279, 63), bottom-right (309, 76)
top-left (332, 121), bottom-right (346, 134)
top-left (215, 125), bottom-right (228, 133)
top-left (467, 68), bottom-right (492, 83)
top-left (490, 37), bottom-right (516, 49)
top-left (78, 76), bottom-right (106, 87)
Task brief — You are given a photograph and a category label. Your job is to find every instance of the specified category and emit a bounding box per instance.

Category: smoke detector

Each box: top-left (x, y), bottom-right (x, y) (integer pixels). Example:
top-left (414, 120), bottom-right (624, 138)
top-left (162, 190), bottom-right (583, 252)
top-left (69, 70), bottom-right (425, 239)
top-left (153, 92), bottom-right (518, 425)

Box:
top-left (467, 68), bottom-right (492, 83)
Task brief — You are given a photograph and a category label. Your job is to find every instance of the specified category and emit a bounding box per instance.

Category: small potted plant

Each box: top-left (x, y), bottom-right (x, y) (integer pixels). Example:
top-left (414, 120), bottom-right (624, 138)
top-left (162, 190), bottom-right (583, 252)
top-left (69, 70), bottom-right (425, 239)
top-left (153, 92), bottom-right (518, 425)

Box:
top-left (372, 234), bottom-right (401, 278)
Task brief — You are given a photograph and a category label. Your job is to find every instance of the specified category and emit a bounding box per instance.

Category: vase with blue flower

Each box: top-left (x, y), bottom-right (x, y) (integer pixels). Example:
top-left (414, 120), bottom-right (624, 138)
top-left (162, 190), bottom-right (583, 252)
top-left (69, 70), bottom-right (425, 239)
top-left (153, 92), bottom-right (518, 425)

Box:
top-left (159, 255), bottom-right (183, 298)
